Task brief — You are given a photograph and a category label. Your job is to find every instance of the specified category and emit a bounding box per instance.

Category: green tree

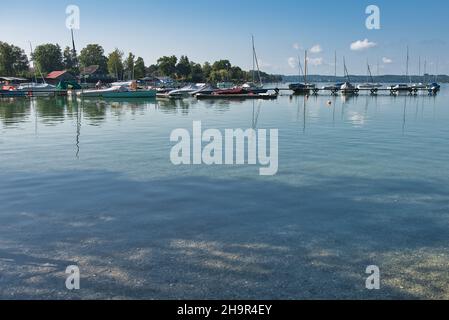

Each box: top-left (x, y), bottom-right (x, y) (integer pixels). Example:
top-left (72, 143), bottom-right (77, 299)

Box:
top-left (63, 46), bottom-right (78, 75)
top-left (134, 57), bottom-right (146, 79)
top-left (32, 43), bottom-right (63, 74)
top-left (0, 42), bottom-right (29, 76)
top-left (79, 44), bottom-right (108, 74)
top-left (212, 60), bottom-right (231, 72)
top-left (157, 55), bottom-right (177, 77)
top-left (107, 48), bottom-right (124, 80)
top-left (202, 62), bottom-right (212, 80)
top-left (176, 55), bottom-right (191, 80)
top-left (124, 52), bottom-right (135, 79)
top-left (190, 62), bottom-right (204, 82)
top-left (146, 64), bottom-right (158, 76)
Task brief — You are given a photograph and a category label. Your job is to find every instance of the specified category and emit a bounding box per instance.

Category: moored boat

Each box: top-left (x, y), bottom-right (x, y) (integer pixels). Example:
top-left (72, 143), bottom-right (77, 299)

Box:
top-left (340, 82), bottom-right (357, 95)
top-left (17, 82), bottom-right (65, 96)
top-left (196, 92), bottom-right (278, 100)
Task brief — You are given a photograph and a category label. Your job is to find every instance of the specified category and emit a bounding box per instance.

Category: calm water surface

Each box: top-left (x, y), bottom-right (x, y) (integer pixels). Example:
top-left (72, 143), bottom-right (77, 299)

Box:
top-left (1, 87), bottom-right (449, 299)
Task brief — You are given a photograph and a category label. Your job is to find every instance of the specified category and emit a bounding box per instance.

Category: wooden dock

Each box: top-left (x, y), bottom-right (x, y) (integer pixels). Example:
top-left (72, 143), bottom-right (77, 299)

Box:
top-left (273, 86), bottom-right (440, 96)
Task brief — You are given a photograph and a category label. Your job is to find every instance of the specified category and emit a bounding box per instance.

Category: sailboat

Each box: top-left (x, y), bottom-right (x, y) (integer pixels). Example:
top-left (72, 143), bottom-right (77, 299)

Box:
top-left (430, 58), bottom-right (441, 92)
top-left (322, 51), bottom-right (343, 91)
top-left (411, 56), bottom-right (426, 89)
top-left (340, 57), bottom-right (357, 95)
top-left (289, 50), bottom-right (316, 94)
top-left (17, 42), bottom-right (60, 96)
top-left (388, 46), bottom-right (411, 92)
top-left (357, 62), bottom-right (382, 89)
top-left (242, 35), bottom-right (268, 94)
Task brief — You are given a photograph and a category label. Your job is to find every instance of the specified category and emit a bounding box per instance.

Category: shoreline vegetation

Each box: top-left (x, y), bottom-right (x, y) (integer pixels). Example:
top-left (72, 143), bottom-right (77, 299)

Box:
top-left (0, 41), bottom-right (282, 84)
top-left (1, 41), bottom-right (447, 85)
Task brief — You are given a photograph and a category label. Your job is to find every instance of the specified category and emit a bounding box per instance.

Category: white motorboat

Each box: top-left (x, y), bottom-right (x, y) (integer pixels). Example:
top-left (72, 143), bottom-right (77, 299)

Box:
top-left (17, 83), bottom-right (60, 96)
top-left (77, 85), bottom-right (128, 97)
top-left (167, 83), bottom-right (207, 97)
top-left (357, 83), bottom-right (383, 89)
top-left (387, 84), bottom-right (410, 91)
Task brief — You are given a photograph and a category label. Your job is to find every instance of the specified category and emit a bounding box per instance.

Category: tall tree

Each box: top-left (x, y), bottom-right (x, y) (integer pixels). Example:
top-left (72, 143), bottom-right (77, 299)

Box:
top-left (202, 62), bottom-right (212, 80)
top-left (63, 46), bottom-right (78, 74)
top-left (79, 44), bottom-right (108, 74)
top-left (32, 43), bottom-right (63, 74)
top-left (107, 48), bottom-right (124, 80)
top-left (134, 57), bottom-right (146, 79)
top-left (176, 55), bottom-right (191, 80)
top-left (0, 42), bottom-right (29, 76)
top-left (124, 52), bottom-right (135, 80)
top-left (212, 60), bottom-right (232, 72)
top-left (190, 62), bottom-right (204, 82)
top-left (157, 55), bottom-right (177, 77)
top-left (146, 64), bottom-right (158, 76)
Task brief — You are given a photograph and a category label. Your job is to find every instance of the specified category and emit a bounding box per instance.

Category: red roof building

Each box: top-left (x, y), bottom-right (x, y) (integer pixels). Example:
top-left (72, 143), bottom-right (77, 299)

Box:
top-left (45, 70), bottom-right (76, 84)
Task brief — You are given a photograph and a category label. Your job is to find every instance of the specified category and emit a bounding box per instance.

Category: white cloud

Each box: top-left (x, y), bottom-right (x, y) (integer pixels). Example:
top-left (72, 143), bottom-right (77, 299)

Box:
top-left (293, 43), bottom-right (301, 50)
top-left (350, 39), bottom-right (377, 51)
top-left (310, 44), bottom-right (322, 54)
top-left (307, 57), bottom-right (323, 66)
top-left (287, 57), bottom-right (297, 69)
top-left (382, 57), bottom-right (393, 64)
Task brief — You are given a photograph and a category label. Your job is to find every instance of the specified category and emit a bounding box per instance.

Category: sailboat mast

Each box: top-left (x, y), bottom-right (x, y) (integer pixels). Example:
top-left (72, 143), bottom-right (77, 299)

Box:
top-left (304, 50), bottom-right (308, 85)
top-left (418, 56), bottom-right (421, 83)
top-left (343, 56), bottom-right (350, 82)
top-left (334, 50), bottom-right (337, 81)
top-left (424, 59), bottom-right (427, 84)
top-left (367, 62), bottom-right (374, 83)
top-left (406, 46), bottom-right (410, 83)
top-left (435, 57), bottom-right (439, 82)
top-left (251, 35), bottom-right (255, 83)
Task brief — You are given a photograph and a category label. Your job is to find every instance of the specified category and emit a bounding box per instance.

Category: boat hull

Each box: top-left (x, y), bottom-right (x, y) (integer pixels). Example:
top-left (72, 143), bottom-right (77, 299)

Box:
top-left (196, 93), bottom-right (278, 100)
top-left (0, 90), bottom-right (26, 97)
top-left (102, 90), bottom-right (156, 99)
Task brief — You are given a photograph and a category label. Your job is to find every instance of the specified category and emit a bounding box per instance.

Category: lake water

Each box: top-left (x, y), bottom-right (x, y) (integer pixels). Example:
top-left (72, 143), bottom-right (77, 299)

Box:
top-left (1, 87), bottom-right (449, 299)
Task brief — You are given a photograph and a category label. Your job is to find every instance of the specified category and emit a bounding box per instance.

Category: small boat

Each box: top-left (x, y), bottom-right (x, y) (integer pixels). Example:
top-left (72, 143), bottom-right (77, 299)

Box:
top-left (1, 85), bottom-right (26, 97)
top-left (357, 83), bottom-right (383, 89)
top-left (340, 58), bottom-right (357, 95)
top-left (241, 82), bottom-right (268, 94)
top-left (357, 62), bottom-right (382, 90)
top-left (429, 82), bottom-right (440, 92)
top-left (213, 87), bottom-right (248, 95)
top-left (191, 84), bottom-right (218, 96)
top-left (196, 92), bottom-right (278, 100)
top-left (410, 83), bottom-right (426, 90)
top-left (167, 83), bottom-right (207, 97)
top-left (340, 82), bottom-right (357, 95)
top-left (0, 89), bottom-right (26, 97)
top-left (17, 82), bottom-right (64, 96)
top-left (289, 50), bottom-right (316, 94)
top-left (387, 84), bottom-right (410, 92)
top-left (322, 83), bottom-right (344, 91)
top-left (102, 90), bottom-right (156, 99)
top-left (77, 86), bottom-right (123, 97)
top-left (242, 35), bottom-right (268, 94)
top-left (78, 85), bottom-right (156, 98)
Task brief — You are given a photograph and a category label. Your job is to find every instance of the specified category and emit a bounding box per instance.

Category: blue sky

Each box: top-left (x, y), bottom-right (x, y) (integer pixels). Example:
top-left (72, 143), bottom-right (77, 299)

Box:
top-left (1, 0), bottom-right (448, 75)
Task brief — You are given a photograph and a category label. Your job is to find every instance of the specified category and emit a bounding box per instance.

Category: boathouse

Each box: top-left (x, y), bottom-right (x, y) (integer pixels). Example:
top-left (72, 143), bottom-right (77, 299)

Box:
top-left (45, 71), bottom-right (76, 85)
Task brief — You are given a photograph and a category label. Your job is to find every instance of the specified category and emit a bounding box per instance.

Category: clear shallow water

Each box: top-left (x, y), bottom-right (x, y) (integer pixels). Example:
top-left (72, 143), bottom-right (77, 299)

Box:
top-left (1, 87), bottom-right (449, 299)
